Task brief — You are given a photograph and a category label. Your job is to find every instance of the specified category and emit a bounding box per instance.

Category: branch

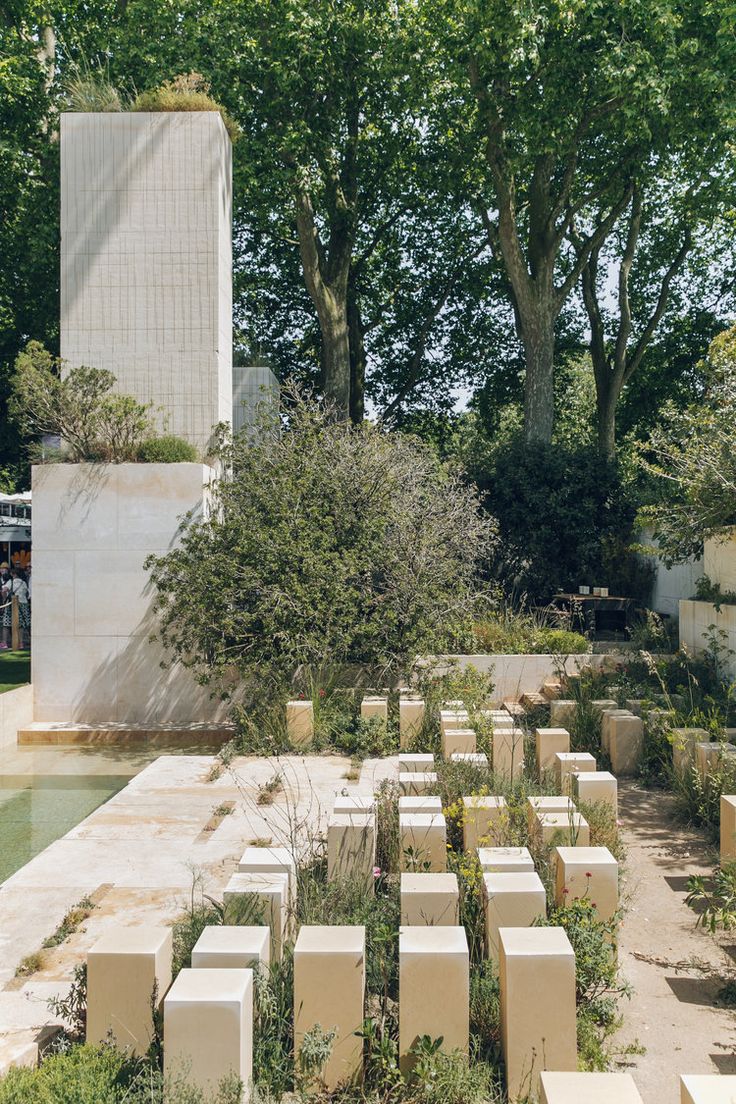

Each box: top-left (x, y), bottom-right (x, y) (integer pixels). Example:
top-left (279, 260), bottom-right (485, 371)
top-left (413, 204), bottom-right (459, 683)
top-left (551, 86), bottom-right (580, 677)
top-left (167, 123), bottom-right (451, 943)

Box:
top-left (623, 226), bottom-right (693, 384)
top-left (612, 183), bottom-right (642, 375)
top-left (556, 182), bottom-right (633, 307)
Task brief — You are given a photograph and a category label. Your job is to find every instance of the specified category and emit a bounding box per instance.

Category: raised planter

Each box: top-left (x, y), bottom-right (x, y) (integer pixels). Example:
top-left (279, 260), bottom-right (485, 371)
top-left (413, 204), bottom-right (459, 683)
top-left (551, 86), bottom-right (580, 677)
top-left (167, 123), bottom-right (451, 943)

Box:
top-left (429, 654), bottom-right (615, 703)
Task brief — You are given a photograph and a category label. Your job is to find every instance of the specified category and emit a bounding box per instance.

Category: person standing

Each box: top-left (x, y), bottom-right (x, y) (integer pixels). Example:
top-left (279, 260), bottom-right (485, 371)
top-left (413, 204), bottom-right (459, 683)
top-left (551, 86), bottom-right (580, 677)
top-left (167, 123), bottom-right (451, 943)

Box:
top-left (1, 568), bottom-right (30, 650)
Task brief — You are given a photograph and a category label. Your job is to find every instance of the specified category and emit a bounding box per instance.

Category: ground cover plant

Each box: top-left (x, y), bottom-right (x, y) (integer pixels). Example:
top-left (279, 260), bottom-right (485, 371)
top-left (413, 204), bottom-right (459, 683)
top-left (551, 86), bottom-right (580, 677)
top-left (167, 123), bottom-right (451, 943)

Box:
top-left (0, 650), bottom-right (30, 694)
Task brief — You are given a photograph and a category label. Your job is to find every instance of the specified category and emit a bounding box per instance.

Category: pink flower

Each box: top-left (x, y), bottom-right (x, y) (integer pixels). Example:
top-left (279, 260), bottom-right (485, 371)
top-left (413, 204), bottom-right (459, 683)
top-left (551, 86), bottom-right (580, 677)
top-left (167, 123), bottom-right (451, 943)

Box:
top-left (585, 871), bottom-right (593, 878)
top-left (373, 866), bottom-right (382, 878)
top-left (319, 688), bottom-right (326, 698)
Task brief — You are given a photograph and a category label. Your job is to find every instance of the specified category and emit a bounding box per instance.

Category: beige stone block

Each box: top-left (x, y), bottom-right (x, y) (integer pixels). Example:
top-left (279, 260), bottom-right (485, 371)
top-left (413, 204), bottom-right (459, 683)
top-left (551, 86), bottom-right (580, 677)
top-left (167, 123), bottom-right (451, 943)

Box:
top-left (440, 710), bottom-right (470, 735)
top-left (450, 752), bottom-right (489, 766)
top-left (555, 846), bottom-right (618, 922)
top-left (535, 727), bottom-right (570, 773)
top-left (695, 741), bottom-right (725, 779)
top-left (399, 699), bottom-right (425, 747)
top-left (554, 751), bottom-right (596, 793)
top-left (442, 727), bottom-right (477, 757)
top-left (493, 728), bottom-right (524, 781)
top-left (238, 845), bottom-right (296, 906)
top-left (400, 812), bottom-right (447, 871)
top-left (573, 771), bottom-right (618, 814)
top-left (294, 925), bottom-right (365, 1090)
top-left (526, 795), bottom-right (574, 834)
top-left (192, 926), bottom-right (270, 970)
top-left (399, 753), bottom-right (435, 773)
top-left (478, 846), bottom-right (534, 874)
top-left (672, 728), bottom-right (710, 775)
top-left (680, 1075), bottom-right (736, 1103)
top-left (536, 811), bottom-right (590, 848)
top-left (609, 714), bottom-right (644, 776)
top-left (86, 926), bottom-right (172, 1054)
top-left (287, 700), bottom-right (313, 747)
top-left (549, 700), bottom-right (576, 728)
top-left (400, 772), bottom-right (438, 795)
top-left (499, 926), bottom-right (577, 1101)
top-left (625, 699), bottom-right (647, 717)
top-left (164, 967), bottom-right (253, 1098)
top-left (401, 872), bottom-right (459, 925)
top-left (721, 795), bottom-right (736, 862)
top-left (223, 872), bottom-right (289, 961)
top-left (399, 795), bottom-right (443, 814)
top-left (327, 811), bottom-right (376, 888)
top-left (591, 698), bottom-right (618, 716)
top-left (333, 794), bottom-right (375, 813)
top-left (463, 795), bottom-right (508, 850)
top-left (483, 872), bottom-right (546, 960)
top-left (601, 708), bottom-right (630, 753)
top-left (361, 696), bottom-right (388, 722)
top-left (399, 926), bottom-right (469, 1070)
top-left (540, 1071), bottom-right (644, 1103)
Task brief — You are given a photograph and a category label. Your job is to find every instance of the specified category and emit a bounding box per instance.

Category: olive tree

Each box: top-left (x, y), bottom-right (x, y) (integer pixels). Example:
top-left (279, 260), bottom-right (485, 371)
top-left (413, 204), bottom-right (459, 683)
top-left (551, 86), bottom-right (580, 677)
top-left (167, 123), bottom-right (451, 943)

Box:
top-left (147, 390), bottom-right (496, 702)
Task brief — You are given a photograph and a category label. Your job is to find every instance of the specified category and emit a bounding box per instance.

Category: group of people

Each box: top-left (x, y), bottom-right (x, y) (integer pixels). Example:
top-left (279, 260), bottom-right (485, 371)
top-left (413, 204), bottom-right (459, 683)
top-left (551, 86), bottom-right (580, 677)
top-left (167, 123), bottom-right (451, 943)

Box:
top-left (0, 562), bottom-right (31, 650)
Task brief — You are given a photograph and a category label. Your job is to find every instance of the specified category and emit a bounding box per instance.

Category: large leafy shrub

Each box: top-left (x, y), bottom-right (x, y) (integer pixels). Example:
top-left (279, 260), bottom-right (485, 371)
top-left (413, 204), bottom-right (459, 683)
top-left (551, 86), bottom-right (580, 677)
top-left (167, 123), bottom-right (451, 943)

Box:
top-left (148, 390), bottom-right (496, 702)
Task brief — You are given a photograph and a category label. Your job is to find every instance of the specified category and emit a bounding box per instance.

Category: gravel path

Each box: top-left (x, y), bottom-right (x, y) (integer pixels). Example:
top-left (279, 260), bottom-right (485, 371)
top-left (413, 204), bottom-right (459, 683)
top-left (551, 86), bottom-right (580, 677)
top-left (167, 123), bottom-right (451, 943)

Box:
top-left (613, 782), bottom-right (736, 1101)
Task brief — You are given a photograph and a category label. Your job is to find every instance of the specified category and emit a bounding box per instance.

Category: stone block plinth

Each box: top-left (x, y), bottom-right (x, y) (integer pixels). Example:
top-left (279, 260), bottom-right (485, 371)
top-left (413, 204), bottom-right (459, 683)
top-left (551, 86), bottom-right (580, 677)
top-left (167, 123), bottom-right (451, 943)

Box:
top-left (164, 967), bottom-right (252, 1098)
top-left (554, 751), bottom-right (596, 793)
top-left (695, 741), bottom-right (720, 779)
top-left (721, 795), bottom-right (736, 862)
top-left (549, 701), bottom-right (576, 728)
top-left (573, 771), bottom-right (617, 814)
top-left (442, 727), bottom-right (477, 757)
top-left (192, 925), bottom-right (270, 970)
top-left (499, 926), bottom-right (577, 1101)
top-left (478, 846), bottom-right (534, 874)
top-left (327, 811), bottom-right (376, 888)
top-left (238, 845), bottom-right (296, 906)
top-left (462, 795), bottom-right (507, 850)
top-left (440, 710), bottom-right (470, 734)
top-left (450, 752), bottom-right (489, 766)
top-left (526, 795), bottom-right (574, 834)
top-left (87, 926), bottom-right (172, 1053)
top-left (601, 709), bottom-right (631, 753)
top-left (294, 925), bottom-right (365, 1090)
top-left (333, 793), bottom-right (376, 814)
top-left (399, 699), bottom-right (425, 747)
top-left (608, 714), bottom-right (644, 776)
top-left (540, 1070), bottom-right (644, 1103)
top-left (680, 1075), bottom-right (736, 1102)
top-left (554, 846), bottom-right (618, 922)
top-left (591, 698), bottom-right (618, 716)
top-left (625, 699), bottom-right (647, 717)
top-left (535, 728), bottom-right (570, 773)
top-left (401, 872), bottom-right (459, 925)
top-left (361, 696), bottom-right (387, 723)
top-left (400, 772), bottom-right (438, 795)
top-left (399, 795), bottom-right (443, 814)
top-left (400, 812), bottom-right (447, 871)
top-left (671, 728), bottom-right (710, 775)
top-left (399, 926), bottom-right (469, 1071)
top-left (223, 872), bottom-right (289, 960)
top-left (536, 811), bottom-right (590, 848)
top-left (287, 700), bottom-right (313, 747)
top-left (399, 753), bottom-right (435, 773)
top-left (493, 728), bottom-right (524, 781)
top-left (483, 872), bottom-right (546, 961)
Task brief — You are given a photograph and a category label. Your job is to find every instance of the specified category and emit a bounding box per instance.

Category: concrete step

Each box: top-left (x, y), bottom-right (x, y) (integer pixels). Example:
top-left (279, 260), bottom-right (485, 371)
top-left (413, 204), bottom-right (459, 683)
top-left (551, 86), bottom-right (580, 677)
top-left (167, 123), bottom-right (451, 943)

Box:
top-left (502, 699), bottom-right (526, 719)
top-left (541, 680), bottom-right (563, 701)
top-left (520, 692), bottom-right (547, 711)
top-left (17, 721), bottom-right (234, 748)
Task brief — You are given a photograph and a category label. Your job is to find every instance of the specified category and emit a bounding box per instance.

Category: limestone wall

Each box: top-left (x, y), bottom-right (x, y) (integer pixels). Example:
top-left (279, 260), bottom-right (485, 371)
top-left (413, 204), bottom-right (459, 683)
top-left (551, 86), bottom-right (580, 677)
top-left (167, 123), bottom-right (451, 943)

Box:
top-left (31, 462), bottom-right (231, 723)
top-left (60, 112), bottom-right (233, 453)
top-left (431, 654), bottom-right (611, 702)
top-left (0, 684), bottom-right (33, 749)
top-left (679, 532), bottom-right (736, 679)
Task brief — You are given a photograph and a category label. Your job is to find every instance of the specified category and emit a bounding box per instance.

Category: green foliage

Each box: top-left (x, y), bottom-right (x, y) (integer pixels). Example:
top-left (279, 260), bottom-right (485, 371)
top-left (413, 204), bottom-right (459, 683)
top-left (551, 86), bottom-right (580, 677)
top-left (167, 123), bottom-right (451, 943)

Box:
top-left (641, 326), bottom-right (736, 562)
top-left (9, 342), bottom-right (155, 463)
top-left (686, 864), bottom-right (736, 934)
top-left (693, 574), bottom-right (736, 611)
top-left (473, 612), bottom-right (588, 656)
top-left (131, 73), bottom-right (240, 142)
top-left (148, 390), bottom-right (496, 704)
top-left (63, 65), bottom-right (123, 111)
top-left (136, 436), bottom-right (199, 463)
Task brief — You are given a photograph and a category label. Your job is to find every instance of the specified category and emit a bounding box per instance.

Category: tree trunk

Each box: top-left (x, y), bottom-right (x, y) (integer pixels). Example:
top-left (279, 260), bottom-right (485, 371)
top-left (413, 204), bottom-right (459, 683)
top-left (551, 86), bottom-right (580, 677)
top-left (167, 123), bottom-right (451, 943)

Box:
top-left (519, 309), bottom-right (556, 444)
top-left (596, 386), bottom-right (616, 460)
top-left (348, 288), bottom-right (365, 424)
top-left (319, 300), bottom-right (351, 419)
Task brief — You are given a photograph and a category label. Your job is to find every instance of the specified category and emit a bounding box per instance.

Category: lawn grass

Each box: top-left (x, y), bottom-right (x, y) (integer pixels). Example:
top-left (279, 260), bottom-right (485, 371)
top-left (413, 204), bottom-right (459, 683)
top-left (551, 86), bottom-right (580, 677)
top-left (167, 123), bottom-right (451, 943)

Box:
top-left (0, 650), bottom-right (31, 694)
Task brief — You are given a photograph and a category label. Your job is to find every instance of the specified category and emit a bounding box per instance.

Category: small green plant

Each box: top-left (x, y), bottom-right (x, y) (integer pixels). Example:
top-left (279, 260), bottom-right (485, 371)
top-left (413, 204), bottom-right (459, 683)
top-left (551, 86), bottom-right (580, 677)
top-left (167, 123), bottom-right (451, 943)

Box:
top-left (137, 435), bottom-right (199, 463)
top-left (15, 950), bottom-right (45, 977)
top-left (295, 1023), bottom-right (336, 1091)
top-left (43, 896), bottom-right (95, 948)
top-left (257, 773), bottom-right (284, 806)
top-left (686, 864), bottom-right (736, 932)
top-left (47, 962), bottom-right (88, 1040)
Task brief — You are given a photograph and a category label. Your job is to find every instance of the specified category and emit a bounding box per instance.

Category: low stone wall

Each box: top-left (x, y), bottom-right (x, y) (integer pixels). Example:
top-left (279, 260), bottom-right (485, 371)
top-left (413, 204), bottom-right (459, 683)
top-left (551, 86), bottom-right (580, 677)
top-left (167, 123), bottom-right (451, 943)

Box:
top-left (432, 654), bottom-right (612, 702)
top-left (0, 684), bottom-right (33, 748)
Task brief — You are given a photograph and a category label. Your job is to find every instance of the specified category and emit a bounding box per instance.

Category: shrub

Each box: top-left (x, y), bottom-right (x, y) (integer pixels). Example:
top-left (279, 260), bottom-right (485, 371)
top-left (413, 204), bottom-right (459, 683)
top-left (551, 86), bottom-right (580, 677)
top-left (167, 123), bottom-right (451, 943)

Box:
top-left (9, 342), bottom-right (155, 463)
top-left (148, 388), bottom-right (497, 705)
top-left (64, 69), bottom-right (124, 112)
top-left (131, 73), bottom-right (240, 142)
top-left (137, 435), bottom-right (199, 463)
top-left (473, 614), bottom-right (588, 655)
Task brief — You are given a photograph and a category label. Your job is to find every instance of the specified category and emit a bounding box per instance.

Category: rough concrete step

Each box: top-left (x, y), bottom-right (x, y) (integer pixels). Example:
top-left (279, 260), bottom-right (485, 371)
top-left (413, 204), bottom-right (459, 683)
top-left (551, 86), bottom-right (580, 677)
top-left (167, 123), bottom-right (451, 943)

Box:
top-left (17, 721), bottom-right (234, 747)
top-left (520, 692), bottom-right (547, 711)
top-left (502, 699), bottom-right (526, 719)
top-left (541, 680), bottom-right (563, 701)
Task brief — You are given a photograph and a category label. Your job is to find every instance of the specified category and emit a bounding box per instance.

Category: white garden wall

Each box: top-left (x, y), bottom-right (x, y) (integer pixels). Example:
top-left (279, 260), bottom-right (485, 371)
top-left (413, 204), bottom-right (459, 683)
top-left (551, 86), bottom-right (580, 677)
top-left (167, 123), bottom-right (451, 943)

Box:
top-left (0, 684), bottom-right (33, 749)
top-left (432, 654), bottom-right (612, 702)
top-left (31, 462), bottom-right (232, 724)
